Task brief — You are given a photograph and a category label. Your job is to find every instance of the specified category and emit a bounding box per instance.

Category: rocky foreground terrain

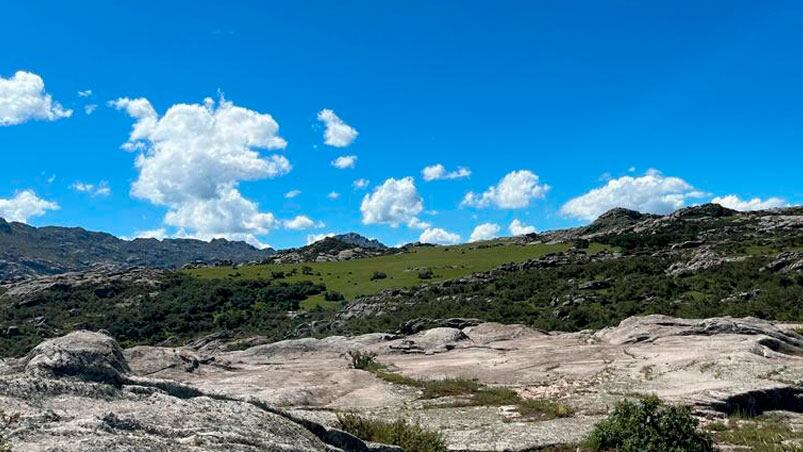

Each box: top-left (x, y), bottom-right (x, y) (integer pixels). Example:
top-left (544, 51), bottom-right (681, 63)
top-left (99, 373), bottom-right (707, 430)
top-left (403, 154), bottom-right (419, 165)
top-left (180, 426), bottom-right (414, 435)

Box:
top-left (1, 204), bottom-right (803, 449)
top-left (1, 315), bottom-right (802, 450)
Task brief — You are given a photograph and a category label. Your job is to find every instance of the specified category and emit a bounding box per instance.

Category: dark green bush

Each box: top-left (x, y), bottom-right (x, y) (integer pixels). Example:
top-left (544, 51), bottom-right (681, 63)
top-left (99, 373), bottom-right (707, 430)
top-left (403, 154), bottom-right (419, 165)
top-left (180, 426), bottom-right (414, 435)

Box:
top-left (324, 290), bottom-right (345, 301)
top-left (417, 268), bottom-right (434, 280)
top-left (583, 396), bottom-right (713, 452)
top-left (370, 271), bottom-right (388, 281)
top-left (337, 413), bottom-right (446, 452)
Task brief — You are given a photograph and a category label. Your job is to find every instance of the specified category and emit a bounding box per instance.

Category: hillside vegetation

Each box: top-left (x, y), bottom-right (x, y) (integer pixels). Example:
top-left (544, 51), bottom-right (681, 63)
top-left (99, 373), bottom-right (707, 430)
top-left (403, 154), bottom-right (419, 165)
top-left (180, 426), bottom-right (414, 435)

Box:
top-left (1, 204), bottom-right (802, 359)
top-left (186, 241), bottom-right (610, 309)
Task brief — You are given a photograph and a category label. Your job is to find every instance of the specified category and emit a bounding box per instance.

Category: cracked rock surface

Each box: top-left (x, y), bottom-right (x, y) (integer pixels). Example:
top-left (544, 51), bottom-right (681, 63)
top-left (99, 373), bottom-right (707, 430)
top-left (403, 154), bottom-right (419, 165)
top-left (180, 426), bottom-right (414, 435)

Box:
top-left (2, 315), bottom-right (803, 451)
top-left (0, 331), bottom-right (386, 452)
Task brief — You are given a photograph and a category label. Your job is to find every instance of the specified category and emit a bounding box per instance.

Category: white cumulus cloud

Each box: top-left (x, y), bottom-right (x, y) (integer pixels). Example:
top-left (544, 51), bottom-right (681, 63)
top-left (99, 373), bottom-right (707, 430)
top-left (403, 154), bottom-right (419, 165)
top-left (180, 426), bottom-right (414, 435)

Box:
top-left (317, 108), bottom-right (358, 147)
top-left (131, 228), bottom-right (168, 240)
top-left (307, 232), bottom-right (335, 245)
top-left (331, 155), bottom-right (357, 169)
top-left (283, 215), bottom-right (323, 230)
top-left (509, 219), bottom-right (537, 236)
top-left (71, 180), bottom-right (111, 197)
top-left (111, 95), bottom-right (289, 247)
top-left (361, 177), bottom-right (425, 228)
top-left (284, 189), bottom-right (301, 199)
top-left (84, 104), bottom-right (98, 115)
top-left (0, 71), bottom-right (72, 126)
top-left (327, 191), bottom-right (341, 200)
top-left (0, 190), bottom-right (59, 223)
top-left (77, 89), bottom-right (93, 97)
top-left (419, 227), bottom-right (461, 245)
top-left (711, 195), bottom-right (789, 211)
top-left (462, 170), bottom-right (549, 209)
top-left (421, 164), bottom-right (471, 181)
top-left (469, 222), bottom-right (501, 242)
top-left (560, 169), bottom-right (706, 222)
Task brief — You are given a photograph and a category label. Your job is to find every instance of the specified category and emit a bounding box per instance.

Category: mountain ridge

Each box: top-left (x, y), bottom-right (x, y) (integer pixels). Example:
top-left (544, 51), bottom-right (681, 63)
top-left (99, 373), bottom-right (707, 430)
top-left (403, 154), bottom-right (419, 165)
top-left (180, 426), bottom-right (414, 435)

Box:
top-left (2, 204), bottom-right (800, 281)
top-left (0, 217), bottom-right (276, 281)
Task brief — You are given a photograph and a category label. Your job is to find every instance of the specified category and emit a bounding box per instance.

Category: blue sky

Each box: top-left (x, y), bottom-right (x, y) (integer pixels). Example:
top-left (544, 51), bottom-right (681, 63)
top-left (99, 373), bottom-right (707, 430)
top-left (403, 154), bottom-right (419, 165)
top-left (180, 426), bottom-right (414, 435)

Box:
top-left (1, 1), bottom-right (802, 249)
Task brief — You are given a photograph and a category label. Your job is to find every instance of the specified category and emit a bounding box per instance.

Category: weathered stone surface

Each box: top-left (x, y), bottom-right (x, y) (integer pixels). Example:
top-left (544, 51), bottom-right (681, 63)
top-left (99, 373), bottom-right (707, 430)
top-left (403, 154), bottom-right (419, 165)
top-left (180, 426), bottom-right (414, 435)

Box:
top-left (666, 246), bottom-right (744, 276)
top-left (23, 330), bottom-right (130, 384)
top-left (0, 331), bottom-right (394, 452)
top-left (5, 315), bottom-right (803, 451)
top-left (110, 315), bottom-right (803, 451)
top-left (0, 267), bottom-right (165, 305)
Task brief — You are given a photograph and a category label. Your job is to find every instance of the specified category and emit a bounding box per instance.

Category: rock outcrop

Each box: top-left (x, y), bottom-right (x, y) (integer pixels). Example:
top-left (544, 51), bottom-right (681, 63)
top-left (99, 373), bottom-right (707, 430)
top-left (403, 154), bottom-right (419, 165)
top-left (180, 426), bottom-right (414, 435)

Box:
top-left (23, 330), bottom-right (130, 383)
top-left (4, 315), bottom-right (802, 451)
top-left (0, 331), bottom-right (394, 452)
top-left (0, 218), bottom-right (275, 282)
top-left (267, 234), bottom-right (390, 264)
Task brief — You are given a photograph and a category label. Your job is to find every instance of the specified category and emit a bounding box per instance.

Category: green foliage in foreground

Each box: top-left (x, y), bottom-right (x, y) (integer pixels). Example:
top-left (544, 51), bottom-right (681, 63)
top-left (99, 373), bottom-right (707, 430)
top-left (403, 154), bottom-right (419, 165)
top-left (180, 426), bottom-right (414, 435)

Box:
top-left (711, 414), bottom-right (803, 452)
top-left (583, 396), bottom-right (714, 452)
top-left (337, 413), bottom-right (446, 452)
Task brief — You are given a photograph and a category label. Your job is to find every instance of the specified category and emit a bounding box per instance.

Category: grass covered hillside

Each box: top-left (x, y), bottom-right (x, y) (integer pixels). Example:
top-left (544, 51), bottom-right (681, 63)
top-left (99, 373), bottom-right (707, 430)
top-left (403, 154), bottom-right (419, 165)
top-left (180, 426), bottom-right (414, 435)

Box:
top-left (2, 205), bottom-right (802, 359)
top-left (186, 241), bottom-right (611, 309)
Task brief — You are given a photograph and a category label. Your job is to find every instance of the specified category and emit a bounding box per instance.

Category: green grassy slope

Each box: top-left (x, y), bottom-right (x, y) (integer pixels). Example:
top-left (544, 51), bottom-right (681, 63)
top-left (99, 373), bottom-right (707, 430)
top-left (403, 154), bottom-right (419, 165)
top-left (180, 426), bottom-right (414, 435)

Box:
top-left (186, 241), bottom-right (611, 309)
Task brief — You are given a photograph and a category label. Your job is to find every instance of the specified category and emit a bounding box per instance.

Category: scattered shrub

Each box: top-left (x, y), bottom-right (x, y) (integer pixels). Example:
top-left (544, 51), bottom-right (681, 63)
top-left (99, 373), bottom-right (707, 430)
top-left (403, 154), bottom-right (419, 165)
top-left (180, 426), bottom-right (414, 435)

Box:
top-left (337, 413), bottom-right (446, 452)
top-left (301, 266), bottom-right (314, 275)
top-left (370, 271), bottom-right (388, 281)
top-left (347, 350), bottom-right (382, 371)
top-left (324, 291), bottom-right (345, 301)
top-left (417, 268), bottom-right (434, 280)
top-left (583, 396), bottom-right (713, 452)
top-left (271, 271), bottom-right (285, 279)
top-left (573, 239), bottom-right (590, 249)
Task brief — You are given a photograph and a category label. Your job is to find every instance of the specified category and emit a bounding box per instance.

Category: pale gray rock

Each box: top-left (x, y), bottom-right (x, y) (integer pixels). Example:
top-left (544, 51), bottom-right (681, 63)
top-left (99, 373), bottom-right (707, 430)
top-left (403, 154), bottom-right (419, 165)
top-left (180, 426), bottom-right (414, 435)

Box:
top-left (23, 330), bottom-right (130, 384)
top-left (7, 315), bottom-right (803, 451)
top-left (0, 331), bottom-right (394, 452)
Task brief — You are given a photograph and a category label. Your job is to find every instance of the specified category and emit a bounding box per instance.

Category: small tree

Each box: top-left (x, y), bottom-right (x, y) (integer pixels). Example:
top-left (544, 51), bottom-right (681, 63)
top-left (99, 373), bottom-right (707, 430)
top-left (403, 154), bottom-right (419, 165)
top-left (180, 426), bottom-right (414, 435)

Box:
top-left (370, 271), bottom-right (388, 281)
top-left (583, 396), bottom-right (713, 452)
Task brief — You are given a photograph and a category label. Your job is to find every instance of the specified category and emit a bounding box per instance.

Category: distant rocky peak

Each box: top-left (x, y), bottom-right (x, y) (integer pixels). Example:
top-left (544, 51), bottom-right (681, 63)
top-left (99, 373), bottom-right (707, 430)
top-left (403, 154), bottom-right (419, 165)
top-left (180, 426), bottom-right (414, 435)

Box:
top-left (333, 232), bottom-right (387, 250)
top-left (669, 203), bottom-right (738, 219)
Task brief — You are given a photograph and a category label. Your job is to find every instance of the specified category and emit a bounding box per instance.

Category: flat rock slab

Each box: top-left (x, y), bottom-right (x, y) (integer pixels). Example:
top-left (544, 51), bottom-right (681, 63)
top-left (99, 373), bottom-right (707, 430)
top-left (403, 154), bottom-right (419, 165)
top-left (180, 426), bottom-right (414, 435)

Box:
top-left (122, 315), bottom-right (803, 450)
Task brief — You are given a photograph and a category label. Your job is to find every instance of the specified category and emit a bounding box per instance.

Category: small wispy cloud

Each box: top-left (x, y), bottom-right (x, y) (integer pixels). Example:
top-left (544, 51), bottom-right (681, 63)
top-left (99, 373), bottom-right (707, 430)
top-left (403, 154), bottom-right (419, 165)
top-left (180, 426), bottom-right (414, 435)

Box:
top-left (71, 180), bottom-right (111, 197)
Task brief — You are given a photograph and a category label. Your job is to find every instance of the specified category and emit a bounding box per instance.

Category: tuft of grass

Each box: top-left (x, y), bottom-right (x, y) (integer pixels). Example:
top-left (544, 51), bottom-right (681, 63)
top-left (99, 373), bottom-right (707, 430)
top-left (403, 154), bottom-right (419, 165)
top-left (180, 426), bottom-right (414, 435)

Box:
top-left (419, 378), bottom-right (484, 399)
top-left (337, 413), bottom-right (446, 452)
top-left (363, 364), bottom-right (574, 421)
top-left (347, 350), bottom-right (383, 372)
top-left (373, 370), bottom-right (421, 387)
top-left (712, 415), bottom-right (803, 452)
top-left (516, 398), bottom-right (576, 419)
